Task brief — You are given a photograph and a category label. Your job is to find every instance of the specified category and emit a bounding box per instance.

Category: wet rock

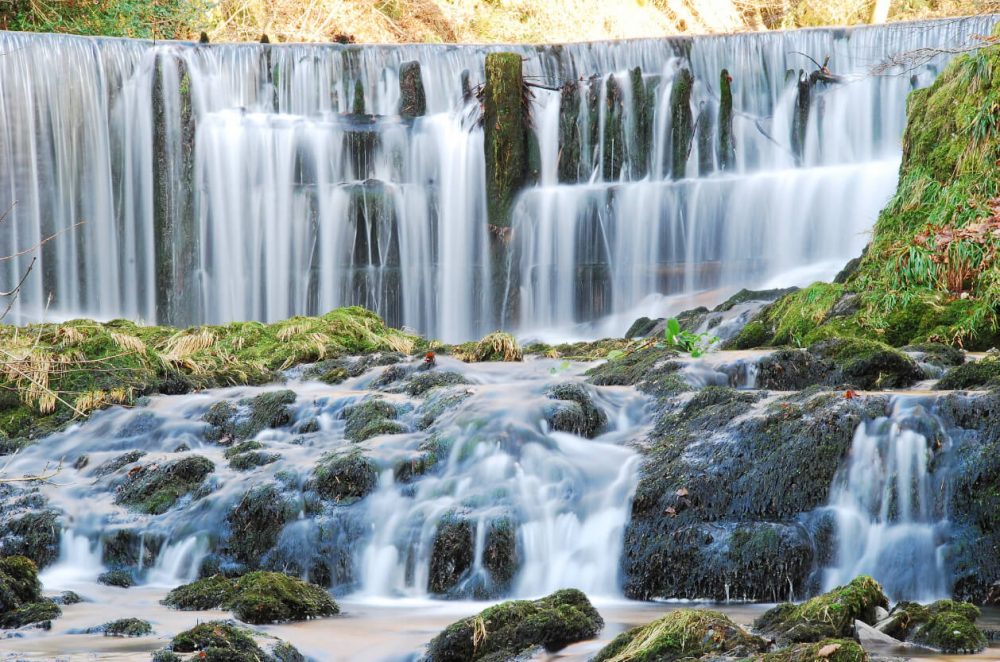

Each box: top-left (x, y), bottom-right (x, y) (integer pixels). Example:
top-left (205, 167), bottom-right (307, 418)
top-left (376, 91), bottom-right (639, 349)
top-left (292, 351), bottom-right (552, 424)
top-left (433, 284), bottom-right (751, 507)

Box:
top-left (0, 510), bottom-right (60, 568)
top-left (809, 337), bottom-right (925, 389)
top-left (342, 397), bottom-right (405, 442)
top-left (404, 371), bottom-right (470, 397)
top-left (53, 590), bottom-right (82, 605)
top-left (225, 441), bottom-right (280, 471)
top-left (593, 608), bottom-right (767, 661)
top-left (423, 588), bottom-right (602, 661)
top-left (586, 346), bottom-right (688, 398)
top-left (101, 617), bottom-right (152, 636)
top-left (94, 450), bottom-right (146, 477)
top-left (399, 60), bottom-right (427, 118)
top-left (415, 389), bottom-right (472, 430)
top-left (114, 455), bottom-right (214, 514)
top-left (623, 388), bottom-right (887, 601)
top-left (303, 354), bottom-right (404, 385)
top-left (0, 555), bottom-right (60, 629)
top-left (903, 342), bottom-right (965, 369)
top-left (755, 349), bottom-right (836, 391)
top-left (226, 484), bottom-right (293, 568)
top-left (877, 599), bottom-right (985, 653)
top-left (544, 383), bottom-right (607, 438)
top-left (97, 569), bottom-right (135, 588)
top-left (754, 576), bottom-right (888, 644)
top-left (163, 572), bottom-right (339, 624)
top-left (938, 355), bottom-right (1000, 390)
top-left (101, 528), bottom-right (163, 570)
top-left (204, 390), bottom-right (297, 442)
top-left (761, 638), bottom-right (869, 662)
top-left (312, 450), bottom-right (378, 503)
top-left (170, 621), bottom-right (266, 661)
top-left (428, 515), bottom-right (473, 595)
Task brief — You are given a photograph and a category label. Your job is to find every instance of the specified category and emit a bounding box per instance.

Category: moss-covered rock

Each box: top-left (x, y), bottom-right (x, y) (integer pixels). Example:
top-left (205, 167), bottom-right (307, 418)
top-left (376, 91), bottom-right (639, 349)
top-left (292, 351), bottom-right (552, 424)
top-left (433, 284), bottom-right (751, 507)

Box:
top-left (544, 383), bottom-right (607, 438)
top-left (98, 569), bottom-right (135, 588)
top-left (101, 528), bottom-right (162, 570)
top-left (226, 484), bottom-right (293, 567)
top-left (424, 588), bottom-right (602, 661)
top-left (163, 574), bottom-right (239, 610)
top-left (342, 397), bottom-right (404, 442)
top-left (458, 332), bottom-right (523, 362)
top-left (809, 337), bottom-right (925, 389)
top-left (760, 639), bottom-right (868, 662)
top-left (102, 617), bottom-right (152, 636)
top-left (586, 346), bottom-right (687, 398)
top-left (227, 571), bottom-right (339, 624)
top-left (170, 621), bottom-right (264, 660)
top-left (114, 455), bottom-right (214, 514)
top-left (0, 510), bottom-right (60, 568)
top-left (405, 371), bottom-right (470, 397)
top-left (312, 450), bottom-right (378, 503)
top-left (428, 515), bottom-right (473, 595)
top-left (204, 390), bottom-right (296, 442)
top-left (912, 610), bottom-right (987, 653)
top-left (939, 356), bottom-right (1000, 390)
top-left (0, 555), bottom-right (61, 628)
top-left (754, 576), bottom-right (888, 644)
top-left (592, 608), bottom-right (767, 661)
top-left (163, 572), bottom-right (338, 625)
top-left (94, 450), bottom-right (146, 477)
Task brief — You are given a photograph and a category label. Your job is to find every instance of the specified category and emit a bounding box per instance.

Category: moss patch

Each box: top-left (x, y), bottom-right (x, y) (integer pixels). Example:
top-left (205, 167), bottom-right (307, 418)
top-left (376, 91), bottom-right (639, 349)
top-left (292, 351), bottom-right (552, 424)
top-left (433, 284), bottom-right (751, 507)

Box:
top-left (754, 576), bottom-right (888, 644)
top-left (425, 588), bottom-right (603, 661)
top-left (114, 455), bottom-right (214, 514)
top-left (761, 638), bottom-right (868, 662)
top-left (312, 450), bottom-right (379, 503)
top-left (592, 608), bottom-right (767, 661)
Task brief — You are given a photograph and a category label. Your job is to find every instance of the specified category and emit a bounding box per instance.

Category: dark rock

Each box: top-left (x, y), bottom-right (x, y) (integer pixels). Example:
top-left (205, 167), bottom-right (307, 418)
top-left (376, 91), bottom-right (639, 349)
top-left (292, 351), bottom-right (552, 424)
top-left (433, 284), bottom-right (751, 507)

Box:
top-left (429, 515), bottom-right (473, 595)
top-left (424, 588), bottom-right (603, 661)
top-left (170, 621), bottom-right (265, 661)
top-left (312, 451), bottom-right (378, 503)
top-left (755, 349), bottom-right (836, 391)
top-left (342, 397), bottom-right (404, 442)
top-left (399, 61), bottom-right (427, 118)
top-left (53, 591), bottom-right (82, 605)
top-left (226, 484), bottom-right (293, 567)
top-left (0, 510), bottom-right (60, 568)
top-left (544, 383), bottom-right (607, 438)
top-left (204, 390), bottom-right (297, 442)
top-left (101, 528), bottom-right (163, 570)
top-left (97, 569), bottom-right (135, 588)
top-left (809, 337), bottom-right (925, 389)
top-left (938, 356), bottom-right (1000, 390)
top-left (114, 455), bottom-right (214, 514)
top-left (94, 450), bottom-right (146, 477)
top-left (102, 617), bottom-right (152, 637)
top-left (404, 371), bottom-right (470, 397)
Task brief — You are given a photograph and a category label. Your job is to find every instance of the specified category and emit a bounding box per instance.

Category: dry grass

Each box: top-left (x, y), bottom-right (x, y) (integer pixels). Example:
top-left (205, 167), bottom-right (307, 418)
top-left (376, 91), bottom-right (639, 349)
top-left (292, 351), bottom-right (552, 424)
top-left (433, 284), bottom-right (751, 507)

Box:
top-left (461, 331), bottom-right (523, 362)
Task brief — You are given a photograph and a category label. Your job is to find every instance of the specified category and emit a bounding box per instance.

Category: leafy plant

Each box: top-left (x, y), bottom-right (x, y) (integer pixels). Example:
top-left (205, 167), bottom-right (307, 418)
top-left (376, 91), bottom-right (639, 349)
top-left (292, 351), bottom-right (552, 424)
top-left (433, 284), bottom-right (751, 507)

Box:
top-left (661, 318), bottom-right (717, 358)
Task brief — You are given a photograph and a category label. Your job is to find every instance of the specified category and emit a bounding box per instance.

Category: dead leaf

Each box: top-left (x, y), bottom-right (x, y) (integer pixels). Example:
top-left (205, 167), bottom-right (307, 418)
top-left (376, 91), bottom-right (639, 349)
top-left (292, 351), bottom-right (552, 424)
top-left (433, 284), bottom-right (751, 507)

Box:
top-left (665, 506), bottom-right (677, 517)
top-left (817, 643), bottom-right (841, 658)
top-left (676, 488), bottom-right (689, 497)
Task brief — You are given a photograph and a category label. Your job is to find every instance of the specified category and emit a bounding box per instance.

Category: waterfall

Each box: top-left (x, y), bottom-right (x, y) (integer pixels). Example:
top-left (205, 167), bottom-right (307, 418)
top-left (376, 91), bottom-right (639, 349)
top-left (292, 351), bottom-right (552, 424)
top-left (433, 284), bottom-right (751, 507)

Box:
top-left (822, 397), bottom-right (953, 602)
top-left (0, 17), bottom-right (996, 341)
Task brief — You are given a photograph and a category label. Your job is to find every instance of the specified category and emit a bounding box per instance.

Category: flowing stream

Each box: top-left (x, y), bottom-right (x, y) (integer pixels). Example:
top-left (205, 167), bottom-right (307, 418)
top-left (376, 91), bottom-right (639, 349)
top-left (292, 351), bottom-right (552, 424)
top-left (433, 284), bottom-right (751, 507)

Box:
top-left (0, 17), bottom-right (996, 340)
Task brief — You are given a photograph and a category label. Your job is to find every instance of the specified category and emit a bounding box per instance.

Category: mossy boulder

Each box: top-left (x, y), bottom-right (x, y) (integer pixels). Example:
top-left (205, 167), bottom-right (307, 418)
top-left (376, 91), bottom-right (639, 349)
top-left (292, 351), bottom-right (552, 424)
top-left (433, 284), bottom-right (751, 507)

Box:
top-left (225, 440), bottom-right (281, 471)
top-left (809, 337), bottom-right (925, 389)
top-left (459, 332), bottom-right (523, 362)
top-left (879, 599), bottom-right (985, 653)
top-left (170, 621), bottom-right (265, 661)
top-left (405, 371), bottom-right (471, 397)
top-left (163, 572), bottom-right (339, 625)
top-left (428, 515), bottom-right (473, 595)
top-left (0, 555), bottom-right (61, 628)
top-left (592, 608), bottom-right (767, 661)
top-left (586, 346), bottom-right (688, 398)
top-left (0, 510), bottom-right (60, 568)
top-left (94, 450), bottom-right (146, 477)
top-left (226, 484), bottom-right (293, 567)
top-left (102, 617), bottom-right (152, 636)
top-left (312, 450), bottom-right (379, 503)
top-left (426, 514), bottom-right (519, 599)
top-left (424, 588), bottom-right (602, 661)
top-left (544, 383), bottom-right (607, 438)
top-left (204, 390), bottom-right (296, 442)
top-left (938, 356), bottom-right (1000, 390)
top-left (760, 639), bottom-right (868, 662)
top-left (754, 576), bottom-right (888, 644)
top-left (101, 528), bottom-right (162, 570)
top-left (342, 398), bottom-right (404, 442)
top-left (98, 569), bottom-right (135, 588)
top-left (114, 455), bottom-right (214, 514)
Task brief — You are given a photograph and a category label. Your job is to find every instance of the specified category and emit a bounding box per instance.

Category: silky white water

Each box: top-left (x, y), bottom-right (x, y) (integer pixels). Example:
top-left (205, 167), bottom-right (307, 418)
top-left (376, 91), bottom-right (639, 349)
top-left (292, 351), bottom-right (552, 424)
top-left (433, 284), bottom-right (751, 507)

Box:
top-left (822, 397), bottom-right (953, 602)
top-left (0, 17), bottom-right (996, 340)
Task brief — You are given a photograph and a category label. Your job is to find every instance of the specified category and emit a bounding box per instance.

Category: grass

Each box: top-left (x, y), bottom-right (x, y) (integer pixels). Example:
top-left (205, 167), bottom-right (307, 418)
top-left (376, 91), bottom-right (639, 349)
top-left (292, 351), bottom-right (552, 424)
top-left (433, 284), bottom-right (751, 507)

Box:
top-left (0, 306), bottom-right (417, 439)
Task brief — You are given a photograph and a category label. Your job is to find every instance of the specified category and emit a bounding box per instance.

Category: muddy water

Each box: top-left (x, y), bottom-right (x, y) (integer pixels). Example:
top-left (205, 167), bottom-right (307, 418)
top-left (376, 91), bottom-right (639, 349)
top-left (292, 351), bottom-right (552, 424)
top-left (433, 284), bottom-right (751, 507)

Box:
top-left (1, 584), bottom-right (997, 661)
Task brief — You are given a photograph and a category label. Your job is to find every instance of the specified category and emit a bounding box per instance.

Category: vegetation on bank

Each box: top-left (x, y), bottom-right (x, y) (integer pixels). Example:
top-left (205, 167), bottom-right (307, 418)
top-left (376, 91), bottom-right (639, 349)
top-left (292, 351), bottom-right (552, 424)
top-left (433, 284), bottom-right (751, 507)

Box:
top-left (734, 36), bottom-right (1000, 352)
top-left (1, 0), bottom-right (994, 43)
top-left (0, 307), bottom-right (415, 442)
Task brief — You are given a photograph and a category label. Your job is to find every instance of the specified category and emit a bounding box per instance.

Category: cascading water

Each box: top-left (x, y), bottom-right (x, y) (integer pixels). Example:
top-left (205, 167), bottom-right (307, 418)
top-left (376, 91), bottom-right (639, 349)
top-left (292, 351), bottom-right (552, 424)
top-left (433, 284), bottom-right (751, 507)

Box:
top-left (0, 17), bottom-right (996, 341)
top-left (822, 397), bottom-right (954, 602)
top-left (0, 356), bottom-right (647, 600)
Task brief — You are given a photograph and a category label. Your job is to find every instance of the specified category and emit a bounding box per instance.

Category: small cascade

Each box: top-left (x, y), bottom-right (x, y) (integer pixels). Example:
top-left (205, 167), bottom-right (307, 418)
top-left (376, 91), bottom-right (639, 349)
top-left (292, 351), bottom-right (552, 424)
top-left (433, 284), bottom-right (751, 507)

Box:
top-left (822, 397), bottom-right (953, 601)
top-left (2, 357), bottom-right (648, 598)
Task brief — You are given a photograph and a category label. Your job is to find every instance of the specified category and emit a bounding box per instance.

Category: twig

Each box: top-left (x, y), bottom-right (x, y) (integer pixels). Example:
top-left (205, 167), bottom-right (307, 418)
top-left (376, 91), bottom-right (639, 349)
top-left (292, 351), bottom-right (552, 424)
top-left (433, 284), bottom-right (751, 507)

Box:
top-left (0, 221), bottom-right (85, 263)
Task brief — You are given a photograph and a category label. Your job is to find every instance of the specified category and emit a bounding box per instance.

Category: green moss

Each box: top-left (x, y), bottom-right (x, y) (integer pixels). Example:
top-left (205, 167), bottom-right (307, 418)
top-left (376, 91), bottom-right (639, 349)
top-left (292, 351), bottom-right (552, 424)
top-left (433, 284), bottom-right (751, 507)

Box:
top-left (343, 398), bottom-right (401, 442)
top-left (97, 569), bottom-right (135, 588)
top-left (163, 575), bottom-right (239, 610)
top-left (425, 588), bottom-right (603, 661)
top-left (726, 320), bottom-right (771, 349)
top-left (669, 68), bottom-right (694, 179)
top-left (483, 53), bottom-right (528, 228)
top-left (226, 484), bottom-right (292, 567)
top-left (227, 571), bottom-right (339, 624)
top-left (938, 356), bottom-right (1000, 389)
top-left (761, 638), bottom-right (868, 662)
top-left (0, 598), bottom-right (61, 628)
top-left (170, 621), bottom-right (263, 660)
top-left (103, 617), bottom-right (152, 637)
top-left (809, 337), bottom-right (925, 389)
top-left (405, 371), bottom-right (470, 397)
top-left (754, 576), bottom-right (888, 644)
top-left (311, 450), bottom-right (378, 503)
top-left (114, 455), bottom-right (214, 514)
top-left (913, 611), bottom-right (987, 653)
top-left (4, 0), bottom-right (206, 39)
top-left (593, 608), bottom-right (767, 661)
top-left (0, 307), bottom-right (415, 432)
top-left (0, 513), bottom-right (60, 569)
top-left (0, 555), bottom-right (42, 611)
top-left (545, 383), bottom-right (607, 438)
